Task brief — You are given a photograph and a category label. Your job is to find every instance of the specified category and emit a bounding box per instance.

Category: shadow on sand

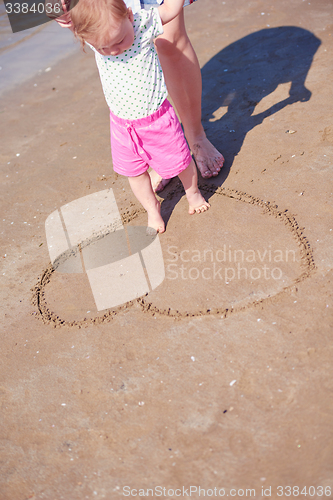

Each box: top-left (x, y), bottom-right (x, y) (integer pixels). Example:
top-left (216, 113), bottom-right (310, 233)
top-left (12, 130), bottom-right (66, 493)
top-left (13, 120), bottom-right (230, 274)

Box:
top-left (201, 26), bottom-right (320, 176)
top-left (160, 26), bottom-right (321, 220)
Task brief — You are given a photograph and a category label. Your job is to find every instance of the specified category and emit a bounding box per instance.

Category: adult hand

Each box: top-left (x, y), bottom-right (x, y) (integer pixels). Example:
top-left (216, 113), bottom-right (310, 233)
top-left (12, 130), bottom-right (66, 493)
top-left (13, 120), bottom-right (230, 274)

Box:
top-left (55, 0), bottom-right (73, 28)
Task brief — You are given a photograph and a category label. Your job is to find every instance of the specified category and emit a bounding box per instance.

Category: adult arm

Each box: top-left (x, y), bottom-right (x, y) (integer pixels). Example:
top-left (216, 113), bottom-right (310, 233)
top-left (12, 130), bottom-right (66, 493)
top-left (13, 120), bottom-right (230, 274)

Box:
top-left (158, 0), bottom-right (184, 25)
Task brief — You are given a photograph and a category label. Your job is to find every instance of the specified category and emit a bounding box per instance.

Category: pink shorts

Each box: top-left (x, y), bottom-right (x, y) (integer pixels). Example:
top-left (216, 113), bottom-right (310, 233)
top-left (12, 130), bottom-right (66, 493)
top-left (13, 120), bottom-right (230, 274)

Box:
top-left (110, 99), bottom-right (192, 178)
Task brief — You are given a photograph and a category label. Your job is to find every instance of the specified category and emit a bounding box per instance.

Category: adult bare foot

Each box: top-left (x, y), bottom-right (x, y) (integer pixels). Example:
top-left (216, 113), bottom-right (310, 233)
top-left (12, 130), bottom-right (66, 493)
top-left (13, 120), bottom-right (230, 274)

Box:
top-left (149, 170), bottom-right (172, 193)
top-left (191, 136), bottom-right (224, 178)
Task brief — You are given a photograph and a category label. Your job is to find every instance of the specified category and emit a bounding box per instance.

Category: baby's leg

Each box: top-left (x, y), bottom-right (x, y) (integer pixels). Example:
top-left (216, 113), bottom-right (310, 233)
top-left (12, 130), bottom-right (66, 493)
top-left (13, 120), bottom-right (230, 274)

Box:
top-left (178, 159), bottom-right (210, 215)
top-left (149, 169), bottom-right (170, 193)
top-left (128, 172), bottom-right (165, 233)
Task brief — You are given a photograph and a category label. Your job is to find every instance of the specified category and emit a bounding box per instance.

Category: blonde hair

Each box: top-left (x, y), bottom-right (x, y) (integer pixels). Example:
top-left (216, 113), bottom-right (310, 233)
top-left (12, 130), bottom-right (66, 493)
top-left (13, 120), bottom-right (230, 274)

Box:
top-left (70, 0), bottom-right (129, 48)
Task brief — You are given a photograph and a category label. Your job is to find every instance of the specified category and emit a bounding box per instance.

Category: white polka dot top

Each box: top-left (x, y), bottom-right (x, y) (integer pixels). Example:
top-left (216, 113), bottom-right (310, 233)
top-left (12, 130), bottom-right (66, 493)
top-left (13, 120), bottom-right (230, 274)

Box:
top-left (91, 8), bottom-right (167, 120)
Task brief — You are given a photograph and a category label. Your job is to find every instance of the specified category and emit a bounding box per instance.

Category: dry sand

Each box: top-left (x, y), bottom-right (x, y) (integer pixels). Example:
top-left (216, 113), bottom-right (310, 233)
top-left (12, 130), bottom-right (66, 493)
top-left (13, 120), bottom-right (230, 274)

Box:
top-left (0, 0), bottom-right (333, 498)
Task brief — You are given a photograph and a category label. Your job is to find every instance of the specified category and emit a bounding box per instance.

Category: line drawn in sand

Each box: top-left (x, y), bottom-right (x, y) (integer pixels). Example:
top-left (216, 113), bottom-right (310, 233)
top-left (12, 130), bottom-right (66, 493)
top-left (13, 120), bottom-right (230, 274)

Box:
top-left (31, 184), bottom-right (316, 328)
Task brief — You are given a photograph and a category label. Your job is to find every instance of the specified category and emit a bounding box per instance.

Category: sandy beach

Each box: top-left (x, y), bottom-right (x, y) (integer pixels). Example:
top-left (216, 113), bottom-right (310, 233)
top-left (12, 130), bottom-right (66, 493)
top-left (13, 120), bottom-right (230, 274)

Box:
top-left (1, 0), bottom-right (333, 498)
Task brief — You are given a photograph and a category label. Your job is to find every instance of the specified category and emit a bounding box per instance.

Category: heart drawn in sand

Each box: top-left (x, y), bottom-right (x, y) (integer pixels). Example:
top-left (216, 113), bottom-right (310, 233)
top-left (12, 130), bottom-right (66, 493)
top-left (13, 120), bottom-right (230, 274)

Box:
top-left (32, 185), bottom-right (315, 328)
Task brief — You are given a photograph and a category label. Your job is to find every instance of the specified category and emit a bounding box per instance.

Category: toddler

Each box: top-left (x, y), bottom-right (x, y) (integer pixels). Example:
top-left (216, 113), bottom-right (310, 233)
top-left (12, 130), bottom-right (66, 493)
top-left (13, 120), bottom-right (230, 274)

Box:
top-left (70, 0), bottom-right (210, 233)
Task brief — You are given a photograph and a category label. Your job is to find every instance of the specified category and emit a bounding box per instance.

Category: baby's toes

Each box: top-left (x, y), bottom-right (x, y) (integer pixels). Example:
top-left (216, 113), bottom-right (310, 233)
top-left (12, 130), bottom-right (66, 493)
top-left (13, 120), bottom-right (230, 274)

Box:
top-left (197, 204), bottom-right (209, 213)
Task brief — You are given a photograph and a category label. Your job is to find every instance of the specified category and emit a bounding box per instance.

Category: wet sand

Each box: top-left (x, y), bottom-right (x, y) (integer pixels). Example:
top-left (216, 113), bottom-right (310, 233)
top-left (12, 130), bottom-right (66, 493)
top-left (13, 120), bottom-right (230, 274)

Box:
top-left (1, 0), bottom-right (333, 498)
top-left (0, 7), bottom-right (77, 95)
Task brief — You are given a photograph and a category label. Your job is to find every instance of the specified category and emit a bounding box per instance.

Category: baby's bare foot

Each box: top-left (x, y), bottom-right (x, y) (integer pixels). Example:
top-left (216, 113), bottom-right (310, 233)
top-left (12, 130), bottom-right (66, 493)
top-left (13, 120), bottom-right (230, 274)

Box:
top-left (147, 204), bottom-right (165, 233)
top-left (187, 191), bottom-right (210, 215)
top-left (149, 170), bottom-right (171, 193)
top-left (191, 137), bottom-right (224, 178)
